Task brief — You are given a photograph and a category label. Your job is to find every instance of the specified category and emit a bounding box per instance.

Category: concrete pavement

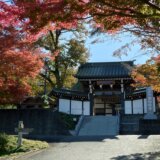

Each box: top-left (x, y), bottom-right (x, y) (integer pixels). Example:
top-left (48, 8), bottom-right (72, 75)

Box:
top-left (18, 135), bottom-right (160, 160)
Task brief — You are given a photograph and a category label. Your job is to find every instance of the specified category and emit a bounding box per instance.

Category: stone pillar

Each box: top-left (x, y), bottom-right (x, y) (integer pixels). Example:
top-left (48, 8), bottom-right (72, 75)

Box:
top-left (144, 87), bottom-right (157, 119)
top-left (17, 121), bottom-right (24, 147)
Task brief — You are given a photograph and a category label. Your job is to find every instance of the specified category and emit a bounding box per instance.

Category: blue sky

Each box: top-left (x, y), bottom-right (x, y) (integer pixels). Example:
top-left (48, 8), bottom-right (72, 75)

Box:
top-left (86, 33), bottom-right (151, 65)
top-left (61, 26), bottom-right (153, 65)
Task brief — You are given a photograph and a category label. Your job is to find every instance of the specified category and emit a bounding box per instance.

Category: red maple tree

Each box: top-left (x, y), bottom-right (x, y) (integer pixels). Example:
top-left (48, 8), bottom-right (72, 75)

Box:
top-left (0, 46), bottom-right (43, 104)
top-left (0, 0), bottom-right (159, 104)
top-left (0, 2), bottom-right (44, 104)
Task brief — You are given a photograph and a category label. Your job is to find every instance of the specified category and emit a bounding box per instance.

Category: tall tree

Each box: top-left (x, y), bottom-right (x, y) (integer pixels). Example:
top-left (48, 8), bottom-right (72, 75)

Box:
top-left (0, 16), bottom-right (43, 104)
top-left (36, 29), bottom-right (89, 89)
top-left (0, 50), bottom-right (43, 104)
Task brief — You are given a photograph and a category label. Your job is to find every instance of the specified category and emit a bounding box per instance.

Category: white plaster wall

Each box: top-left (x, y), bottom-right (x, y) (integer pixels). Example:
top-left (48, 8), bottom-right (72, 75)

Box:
top-left (83, 101), bottom-right (90, 115)
top-left (125, 101), bottom-right (132, 114)
top-left (71, 100), bottom-right (82, 115)
top-left (59, 99), bottom-right (70, 114)
top-left (133, 99), bottom-right (143, 114)
top-left (59, 99), bottom-right (91, 115)
top-left (125, 97), bottom-right (156, 115)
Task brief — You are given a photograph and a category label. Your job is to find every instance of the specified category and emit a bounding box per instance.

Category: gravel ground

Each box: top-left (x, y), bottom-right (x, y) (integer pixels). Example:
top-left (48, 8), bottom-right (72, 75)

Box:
top-left (18, 135), bottom-right (160, 160)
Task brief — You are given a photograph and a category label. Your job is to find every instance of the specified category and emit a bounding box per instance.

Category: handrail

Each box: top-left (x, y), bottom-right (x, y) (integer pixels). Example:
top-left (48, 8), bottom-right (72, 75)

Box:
top-left (75, 115), bottom-right (85, 136)
top-left (116, 115), bottom-right (120, 134)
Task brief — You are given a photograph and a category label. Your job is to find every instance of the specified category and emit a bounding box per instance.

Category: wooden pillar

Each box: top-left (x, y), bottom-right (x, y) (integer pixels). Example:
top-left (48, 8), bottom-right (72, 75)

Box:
top-left (120, 79), bottom-right (125, 115)
top-left (131, 99), bottom-right (133, 114)
top-left (104, 100), bottom-right (106, 115)
top-left (142, 98), bottom-right (145, 114)
top-left (89, 81), bottom-right (94, 116)
top-left (121, 79), bottom-right (124, 93)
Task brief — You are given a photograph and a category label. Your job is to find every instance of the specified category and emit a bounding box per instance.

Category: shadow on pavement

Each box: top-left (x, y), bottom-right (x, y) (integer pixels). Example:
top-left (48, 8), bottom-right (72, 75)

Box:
top-left (111, 151), bottom-right (160, 160)
top-left (25, 135), bottom-right (119, 143)
top-left (137, 135), bottom-right (150, 139)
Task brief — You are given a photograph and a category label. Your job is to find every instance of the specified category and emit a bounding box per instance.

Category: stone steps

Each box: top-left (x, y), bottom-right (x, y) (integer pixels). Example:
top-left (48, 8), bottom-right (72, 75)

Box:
top-left (78, 116), bottom-right (119, 136)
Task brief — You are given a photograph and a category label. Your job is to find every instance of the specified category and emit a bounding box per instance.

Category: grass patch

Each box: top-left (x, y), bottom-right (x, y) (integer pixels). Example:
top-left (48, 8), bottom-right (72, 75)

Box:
top-left (0, 133), bottom-right (48, 158)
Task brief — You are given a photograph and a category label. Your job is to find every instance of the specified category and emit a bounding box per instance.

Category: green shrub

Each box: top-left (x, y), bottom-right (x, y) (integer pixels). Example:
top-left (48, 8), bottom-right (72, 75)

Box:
top-left (60, 112), bottom-right (79, 130)
top-left (0, 134), bottom-right (48, 157)
top-left (0, 133), bottom-right (9, 152)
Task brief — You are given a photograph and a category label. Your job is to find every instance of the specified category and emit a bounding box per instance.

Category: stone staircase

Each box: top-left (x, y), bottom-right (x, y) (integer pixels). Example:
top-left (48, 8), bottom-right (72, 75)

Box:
top-left (120, 115), bottom-right (143, 134)
top-left (77, 116), bottom-right (119, 136)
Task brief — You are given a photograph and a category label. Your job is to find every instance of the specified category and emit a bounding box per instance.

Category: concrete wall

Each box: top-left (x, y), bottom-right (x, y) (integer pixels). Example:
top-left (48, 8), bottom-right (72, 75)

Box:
top-left (0, 109), bottom-right (69, 135)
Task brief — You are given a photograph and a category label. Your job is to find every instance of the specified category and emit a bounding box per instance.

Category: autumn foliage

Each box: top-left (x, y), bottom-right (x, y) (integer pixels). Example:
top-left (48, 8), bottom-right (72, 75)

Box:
top-left (132, 57), bottom-right (160, 92)
top-left (0, 6), bottom-right (43, 104)
top-left (0, 50), bottom-right (43, 104)
top-left (1, 0), bottom-right (159, 46)
top-left (0, 0), bottom-right (159, 104)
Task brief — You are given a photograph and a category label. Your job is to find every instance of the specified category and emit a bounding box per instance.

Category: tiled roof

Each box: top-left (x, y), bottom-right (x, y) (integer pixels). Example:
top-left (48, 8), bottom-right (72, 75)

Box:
top-left (76, 61), bottom-right (134, 79)
top-left (50, 88), bottom-right (88, 100)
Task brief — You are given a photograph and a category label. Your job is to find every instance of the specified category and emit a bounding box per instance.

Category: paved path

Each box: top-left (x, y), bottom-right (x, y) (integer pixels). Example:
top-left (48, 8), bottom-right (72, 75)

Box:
top-left (19, 135), bottom-right (160, 160)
